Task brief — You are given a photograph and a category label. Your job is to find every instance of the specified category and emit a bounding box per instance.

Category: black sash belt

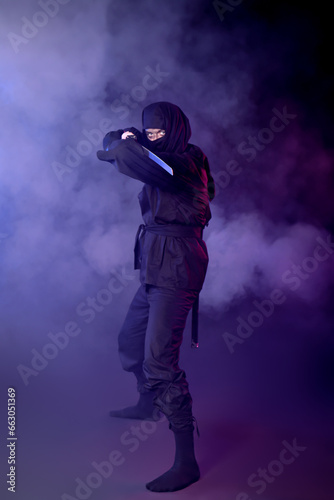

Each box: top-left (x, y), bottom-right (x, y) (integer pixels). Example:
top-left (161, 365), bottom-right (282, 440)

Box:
top-left (135, 223), bottom-right (202, 240)
top-left (134, 223), bottom-right (203, 348)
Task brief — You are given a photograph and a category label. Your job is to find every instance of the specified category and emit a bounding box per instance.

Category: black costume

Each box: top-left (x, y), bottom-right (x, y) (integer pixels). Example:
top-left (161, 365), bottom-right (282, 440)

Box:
top-left (97, 102), bottom-right (214, 492)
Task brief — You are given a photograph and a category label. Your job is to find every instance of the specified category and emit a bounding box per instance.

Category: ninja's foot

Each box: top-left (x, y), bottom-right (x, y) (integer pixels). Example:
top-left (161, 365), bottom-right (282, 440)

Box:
top-left (109, 392), bottom-right (159, 421)
top-left (145, 462), bottom-right (200, 492)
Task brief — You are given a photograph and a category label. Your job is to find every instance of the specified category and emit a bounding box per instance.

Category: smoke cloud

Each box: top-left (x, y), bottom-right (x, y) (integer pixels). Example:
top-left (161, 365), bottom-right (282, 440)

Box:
top-left (2, 1), bottom-right (332, 315)
top-left (0, 1), bottom-right (333, 498)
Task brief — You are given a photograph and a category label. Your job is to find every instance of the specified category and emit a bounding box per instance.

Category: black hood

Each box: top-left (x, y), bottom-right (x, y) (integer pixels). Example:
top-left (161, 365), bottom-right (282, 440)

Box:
top-left (142, 101), bottom-right (191, 154)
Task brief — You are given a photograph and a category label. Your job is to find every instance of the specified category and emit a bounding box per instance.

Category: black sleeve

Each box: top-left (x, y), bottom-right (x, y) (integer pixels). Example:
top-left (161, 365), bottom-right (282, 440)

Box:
top-left (97, 139), bottom-right (180, 191)
top-left (103, 128), bottom-right (144, 150)
top-left (157, 150), bottom-right (209, 193)
top-left (96, 139), bottom-right (210, 200)
top-left (158, 151), bottom-right (200, 182)
top-left (103, 129), bottom-right (123, 150)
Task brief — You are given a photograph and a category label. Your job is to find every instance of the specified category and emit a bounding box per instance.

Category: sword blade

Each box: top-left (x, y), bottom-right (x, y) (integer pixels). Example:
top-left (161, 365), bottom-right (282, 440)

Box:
top-left (141, 146), bottom-right (173, 175)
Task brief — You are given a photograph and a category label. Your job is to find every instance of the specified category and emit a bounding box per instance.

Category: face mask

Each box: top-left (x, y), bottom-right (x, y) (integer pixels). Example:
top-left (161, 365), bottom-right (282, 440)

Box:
top-left (142, 101), bottom-right (191, 154)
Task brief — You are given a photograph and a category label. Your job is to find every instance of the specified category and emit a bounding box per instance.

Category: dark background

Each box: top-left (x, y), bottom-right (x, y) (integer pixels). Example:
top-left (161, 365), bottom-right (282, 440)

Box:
top-left (1, 1), bottom-right (333, 499)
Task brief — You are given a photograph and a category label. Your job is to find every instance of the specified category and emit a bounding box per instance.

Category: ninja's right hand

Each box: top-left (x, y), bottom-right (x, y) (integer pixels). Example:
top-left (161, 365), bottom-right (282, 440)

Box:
top-left (122, 127), bottom-right (142, 141)
top-left (103, 129), bottom-right (123, 150)
top-left (121, 131), bottom-right (137, 140)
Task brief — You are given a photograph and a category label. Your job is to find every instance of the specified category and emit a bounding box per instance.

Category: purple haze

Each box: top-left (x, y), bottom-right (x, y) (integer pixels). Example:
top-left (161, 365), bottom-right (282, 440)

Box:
top-left (1, 1), bottom-right (333, 499)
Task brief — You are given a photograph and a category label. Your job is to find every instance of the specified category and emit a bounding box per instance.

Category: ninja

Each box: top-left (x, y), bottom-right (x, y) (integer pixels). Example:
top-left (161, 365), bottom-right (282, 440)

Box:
top-left (96, 102), bottom-right (215, 492)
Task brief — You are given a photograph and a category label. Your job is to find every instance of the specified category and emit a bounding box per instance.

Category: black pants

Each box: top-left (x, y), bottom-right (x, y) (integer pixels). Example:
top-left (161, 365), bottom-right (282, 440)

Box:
top-left (118, 284), bottom-right (199, 432)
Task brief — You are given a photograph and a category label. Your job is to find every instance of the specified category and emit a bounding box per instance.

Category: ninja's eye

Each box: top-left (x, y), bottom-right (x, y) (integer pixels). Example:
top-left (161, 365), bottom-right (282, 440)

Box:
top-left (146, 130), bottom-right (166, 139)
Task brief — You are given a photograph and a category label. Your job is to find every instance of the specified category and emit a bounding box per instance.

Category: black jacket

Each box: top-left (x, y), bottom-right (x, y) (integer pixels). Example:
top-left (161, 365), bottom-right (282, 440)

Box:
top-left (97, 103), bottom-right (214, 290)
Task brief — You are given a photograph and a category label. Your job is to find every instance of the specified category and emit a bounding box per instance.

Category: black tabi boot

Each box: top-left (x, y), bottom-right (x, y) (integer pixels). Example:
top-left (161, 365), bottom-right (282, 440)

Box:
top-left (146, 429), bottom-right (200, 492)
top-left (109, 391), bottom-right (159, 421)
